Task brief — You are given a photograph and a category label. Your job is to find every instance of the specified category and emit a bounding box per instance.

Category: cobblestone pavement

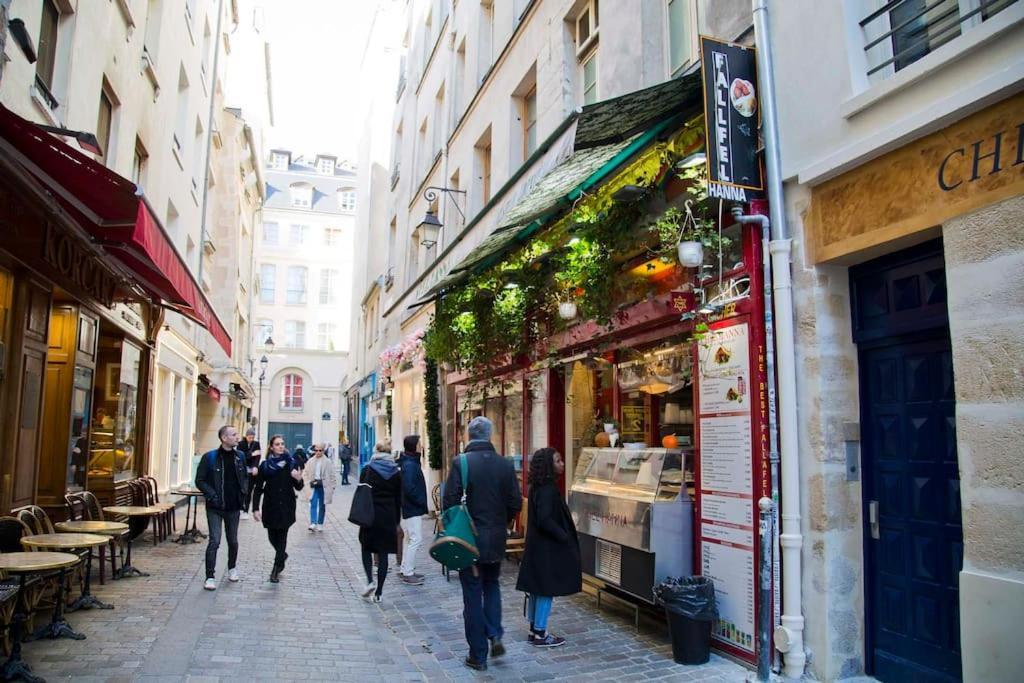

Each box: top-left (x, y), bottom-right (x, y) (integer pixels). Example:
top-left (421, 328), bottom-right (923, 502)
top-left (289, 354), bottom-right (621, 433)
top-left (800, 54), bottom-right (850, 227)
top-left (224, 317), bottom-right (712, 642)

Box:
top-left (22, 483), bottom-right (750, 682)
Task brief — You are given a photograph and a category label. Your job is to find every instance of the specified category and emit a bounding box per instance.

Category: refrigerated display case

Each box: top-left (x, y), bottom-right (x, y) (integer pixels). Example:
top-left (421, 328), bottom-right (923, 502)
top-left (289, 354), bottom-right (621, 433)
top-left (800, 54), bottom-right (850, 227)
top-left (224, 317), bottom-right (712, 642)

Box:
top-left (569, 447), bottom-right (694, 603)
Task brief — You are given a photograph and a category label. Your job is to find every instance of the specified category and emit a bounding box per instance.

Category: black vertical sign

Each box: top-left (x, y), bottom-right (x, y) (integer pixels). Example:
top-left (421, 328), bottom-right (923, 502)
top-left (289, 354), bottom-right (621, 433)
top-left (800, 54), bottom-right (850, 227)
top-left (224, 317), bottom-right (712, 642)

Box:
top-left (700, 36), bottom-right (763, 199)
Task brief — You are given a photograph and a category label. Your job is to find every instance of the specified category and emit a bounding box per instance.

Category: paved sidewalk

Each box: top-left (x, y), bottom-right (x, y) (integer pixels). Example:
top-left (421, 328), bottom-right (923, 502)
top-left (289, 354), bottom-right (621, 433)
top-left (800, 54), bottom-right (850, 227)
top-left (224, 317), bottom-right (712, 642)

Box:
top-left (21, 483), bottom-right (749, 682)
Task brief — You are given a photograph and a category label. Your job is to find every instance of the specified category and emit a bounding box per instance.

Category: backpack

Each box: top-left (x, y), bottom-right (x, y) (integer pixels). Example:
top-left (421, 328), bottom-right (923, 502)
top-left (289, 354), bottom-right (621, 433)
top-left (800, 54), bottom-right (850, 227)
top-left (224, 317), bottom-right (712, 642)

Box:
top-left (429, 455), bottom-right (479, 571)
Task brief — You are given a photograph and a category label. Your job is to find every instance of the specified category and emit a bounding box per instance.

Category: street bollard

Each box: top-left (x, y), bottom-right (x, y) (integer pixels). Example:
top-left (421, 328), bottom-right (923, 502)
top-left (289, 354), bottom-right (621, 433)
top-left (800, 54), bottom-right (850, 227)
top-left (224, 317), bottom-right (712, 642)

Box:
top-left (757, 497), bottom-right (774, 681)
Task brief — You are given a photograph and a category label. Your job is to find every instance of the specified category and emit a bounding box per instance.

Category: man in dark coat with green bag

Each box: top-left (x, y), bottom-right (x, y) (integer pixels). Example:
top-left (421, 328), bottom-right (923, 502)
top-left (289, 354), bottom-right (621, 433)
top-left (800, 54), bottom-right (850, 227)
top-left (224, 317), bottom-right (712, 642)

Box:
top-left (442, 416), bottom-right (522, 672)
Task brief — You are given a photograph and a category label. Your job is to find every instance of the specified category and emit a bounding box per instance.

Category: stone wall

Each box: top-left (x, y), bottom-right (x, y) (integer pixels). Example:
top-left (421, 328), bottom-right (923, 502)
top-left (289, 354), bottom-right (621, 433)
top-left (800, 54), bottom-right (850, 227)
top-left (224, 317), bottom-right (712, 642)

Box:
top-left (786, 182), bottom-right (867, 681)
top-left (942, 194), bottom-right (1024, 683)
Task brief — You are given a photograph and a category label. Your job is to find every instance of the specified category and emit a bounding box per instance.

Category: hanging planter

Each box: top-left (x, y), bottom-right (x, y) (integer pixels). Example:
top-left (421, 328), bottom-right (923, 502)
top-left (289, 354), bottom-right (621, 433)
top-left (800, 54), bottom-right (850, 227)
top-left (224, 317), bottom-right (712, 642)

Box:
top-left (677, 240), bottom-right (704, 268)
top-left (558, 300), bottom-right (578, 320)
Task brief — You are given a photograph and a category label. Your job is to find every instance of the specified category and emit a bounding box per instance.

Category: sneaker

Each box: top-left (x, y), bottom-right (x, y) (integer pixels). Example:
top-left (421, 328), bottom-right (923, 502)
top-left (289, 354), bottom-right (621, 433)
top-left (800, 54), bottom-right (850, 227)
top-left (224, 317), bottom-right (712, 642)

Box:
top-left (530, 633), bottom-right (566, 648)
top-left (489, 638), bottom-right (506, 658)
top-left (240, 511), bottom-right (249, 520)
top-left (400, 574), bottom-right (424, 586)
top-left (308, 524), bottom-right (316, 531)
top-left (203, 578), bottom-right (216, 591)
top-left (360, 581), bottom-right (375, 598)
top-left (372, 594), bottom-right (383, 604)
top-left (228, 568), bottom-right (240, 582)
top-left (316, 524), bottom-right (324, 532)
top-left (411, 572), bottom-right (425, 579)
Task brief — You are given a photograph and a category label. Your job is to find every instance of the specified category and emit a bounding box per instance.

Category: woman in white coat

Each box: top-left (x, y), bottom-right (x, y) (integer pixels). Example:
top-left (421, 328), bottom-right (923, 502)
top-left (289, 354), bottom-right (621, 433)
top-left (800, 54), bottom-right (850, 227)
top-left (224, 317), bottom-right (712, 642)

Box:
top-left (303, 443), bottom-right (337, 531)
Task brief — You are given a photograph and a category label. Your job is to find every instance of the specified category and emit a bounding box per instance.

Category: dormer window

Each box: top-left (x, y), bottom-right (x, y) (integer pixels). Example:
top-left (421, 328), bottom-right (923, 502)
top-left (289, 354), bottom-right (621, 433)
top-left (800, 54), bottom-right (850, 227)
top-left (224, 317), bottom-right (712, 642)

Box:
top-left (271, 152), bottom-right (290, 170)
top-left (290, 182), bottom-right (313, 208)
top-left (317, 158), bottom-right (335, 175)
top-left (338, 190), bottom-right (356, 212)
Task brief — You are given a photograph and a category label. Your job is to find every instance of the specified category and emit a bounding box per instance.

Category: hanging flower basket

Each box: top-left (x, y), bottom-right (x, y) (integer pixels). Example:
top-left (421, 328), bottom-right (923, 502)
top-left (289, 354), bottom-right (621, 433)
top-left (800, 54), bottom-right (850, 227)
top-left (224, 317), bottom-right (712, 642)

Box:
top-left (558, 301), bottom-right (578, 320)
top-left (677, 240), bottom-right (704, 268)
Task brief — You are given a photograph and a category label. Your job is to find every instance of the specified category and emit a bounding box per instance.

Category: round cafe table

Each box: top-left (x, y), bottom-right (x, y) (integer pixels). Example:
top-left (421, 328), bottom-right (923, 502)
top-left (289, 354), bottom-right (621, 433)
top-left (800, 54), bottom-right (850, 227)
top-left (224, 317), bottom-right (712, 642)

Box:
top-left (102, 506), bottom-right (163, 578)
top-left (169, 487), bottom-right (206, 544)
top-left (0, 552), bottom-right (80, 683)
top-left (22, 533), bottom-right (113, 612)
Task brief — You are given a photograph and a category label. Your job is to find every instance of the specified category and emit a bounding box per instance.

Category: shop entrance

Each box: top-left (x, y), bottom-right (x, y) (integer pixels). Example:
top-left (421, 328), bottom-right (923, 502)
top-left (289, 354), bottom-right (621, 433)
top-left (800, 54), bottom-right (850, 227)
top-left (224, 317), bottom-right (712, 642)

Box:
top-left (268, 421), bottom-right (313, 452)
top-left (851, 240), bottom-right (962, 682)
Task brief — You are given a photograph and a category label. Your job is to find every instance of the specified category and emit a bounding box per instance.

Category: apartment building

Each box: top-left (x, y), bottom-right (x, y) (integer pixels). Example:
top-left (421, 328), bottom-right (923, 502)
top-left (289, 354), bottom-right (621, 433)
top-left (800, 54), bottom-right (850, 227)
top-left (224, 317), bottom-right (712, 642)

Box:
top-left (351, 0), bottom-right (751, 481)
top-left (254, 150), bottom-right (355, 451)
top-left (770, 1), bottom-right (1023, 681)
top-left (0, 0), bottom-right (268, 501)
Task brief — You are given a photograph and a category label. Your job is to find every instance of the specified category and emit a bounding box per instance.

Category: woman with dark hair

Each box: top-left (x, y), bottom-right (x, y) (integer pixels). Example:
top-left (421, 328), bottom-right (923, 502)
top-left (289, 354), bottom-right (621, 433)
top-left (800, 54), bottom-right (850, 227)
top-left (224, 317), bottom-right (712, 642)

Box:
top-left (515, 448), bottom-right (581, 647)
top-left (357, 442), bottom-right (402, 603)
top-left (252, 435), bottom-right (304, 583)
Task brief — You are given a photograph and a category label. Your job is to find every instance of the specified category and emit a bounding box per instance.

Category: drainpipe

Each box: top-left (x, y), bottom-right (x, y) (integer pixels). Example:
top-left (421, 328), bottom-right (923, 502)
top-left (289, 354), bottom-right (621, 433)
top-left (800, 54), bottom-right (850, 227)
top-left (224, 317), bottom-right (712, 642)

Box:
top-left (750, 0), bottom-right (806, 677)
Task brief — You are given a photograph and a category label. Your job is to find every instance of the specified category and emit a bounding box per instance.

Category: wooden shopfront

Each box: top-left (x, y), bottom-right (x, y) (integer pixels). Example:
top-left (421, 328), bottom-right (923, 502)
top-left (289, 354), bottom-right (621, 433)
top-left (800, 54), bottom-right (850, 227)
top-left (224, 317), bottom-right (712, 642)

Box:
top-left (0, 105), bottom-right (230, 518)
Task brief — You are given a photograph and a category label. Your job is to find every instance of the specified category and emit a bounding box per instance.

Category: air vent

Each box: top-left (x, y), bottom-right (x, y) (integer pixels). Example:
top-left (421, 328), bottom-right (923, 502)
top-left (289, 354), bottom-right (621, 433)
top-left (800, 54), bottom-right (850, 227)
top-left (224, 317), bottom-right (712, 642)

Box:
top-left (595, 539), bottom-right (622, 585)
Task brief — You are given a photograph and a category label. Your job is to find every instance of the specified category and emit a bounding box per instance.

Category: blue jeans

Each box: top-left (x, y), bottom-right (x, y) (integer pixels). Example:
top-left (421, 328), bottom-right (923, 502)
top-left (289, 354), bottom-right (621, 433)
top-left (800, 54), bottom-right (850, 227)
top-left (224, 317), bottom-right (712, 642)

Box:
top-left (527, 595), bottom-right (554, 631)
top-left (341, 460), bottom-right (351, 484)
top-left (309, 486), bottom-right (325, 524)
top-left (458, 562), bottom-right (503, 662)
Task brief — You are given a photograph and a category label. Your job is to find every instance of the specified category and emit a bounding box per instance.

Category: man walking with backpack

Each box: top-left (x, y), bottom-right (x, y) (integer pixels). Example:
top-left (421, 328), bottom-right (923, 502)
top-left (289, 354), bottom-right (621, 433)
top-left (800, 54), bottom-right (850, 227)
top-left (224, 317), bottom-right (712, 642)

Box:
top-left (195, 425), bottom-right (248, 590)
top-left (442, 416), bottom-right (522, 672)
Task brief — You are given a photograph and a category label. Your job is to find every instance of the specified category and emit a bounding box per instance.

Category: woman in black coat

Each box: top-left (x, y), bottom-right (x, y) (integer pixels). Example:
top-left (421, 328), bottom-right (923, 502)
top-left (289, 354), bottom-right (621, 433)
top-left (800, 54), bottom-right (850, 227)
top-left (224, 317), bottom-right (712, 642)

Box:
top-left (252, 435), bottom-right (304, 583)
top-left (516, 448), bottom-right (581, 647)
top-left (357, 446), bottom-right (402, 603)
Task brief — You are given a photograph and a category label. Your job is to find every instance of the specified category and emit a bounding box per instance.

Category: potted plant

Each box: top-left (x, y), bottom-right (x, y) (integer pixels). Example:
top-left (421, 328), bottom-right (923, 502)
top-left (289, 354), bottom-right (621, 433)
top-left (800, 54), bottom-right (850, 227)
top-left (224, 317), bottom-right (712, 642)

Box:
top-left (649, 201), bottom-right (723, 268)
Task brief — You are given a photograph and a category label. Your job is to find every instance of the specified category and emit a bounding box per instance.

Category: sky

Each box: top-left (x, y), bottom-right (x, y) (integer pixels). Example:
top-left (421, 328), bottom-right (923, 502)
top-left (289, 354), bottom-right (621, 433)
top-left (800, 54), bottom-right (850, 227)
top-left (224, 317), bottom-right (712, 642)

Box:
top-left (260, 0), bottom-right (386, 164)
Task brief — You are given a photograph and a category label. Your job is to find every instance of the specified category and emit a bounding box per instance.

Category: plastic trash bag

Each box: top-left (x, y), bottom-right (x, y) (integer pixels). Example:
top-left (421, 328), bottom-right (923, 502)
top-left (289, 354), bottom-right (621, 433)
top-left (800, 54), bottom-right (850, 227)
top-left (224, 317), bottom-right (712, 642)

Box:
top-left (653, 576), bottom-right (718, 621)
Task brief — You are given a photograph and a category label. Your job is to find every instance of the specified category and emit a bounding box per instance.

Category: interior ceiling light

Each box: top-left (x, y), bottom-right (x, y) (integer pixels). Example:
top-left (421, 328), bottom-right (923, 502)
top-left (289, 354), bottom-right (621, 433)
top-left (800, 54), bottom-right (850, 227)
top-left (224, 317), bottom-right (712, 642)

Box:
top-left (676, 151), bottom-right (707, 169)
top-left (611, 184), bottom-right (647, 203)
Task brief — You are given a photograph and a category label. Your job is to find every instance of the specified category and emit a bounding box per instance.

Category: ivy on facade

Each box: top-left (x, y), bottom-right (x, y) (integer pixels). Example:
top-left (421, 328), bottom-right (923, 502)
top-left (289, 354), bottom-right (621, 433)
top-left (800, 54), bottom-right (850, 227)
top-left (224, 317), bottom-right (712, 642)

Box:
top-left (424, 357), bottom-right (443, 470)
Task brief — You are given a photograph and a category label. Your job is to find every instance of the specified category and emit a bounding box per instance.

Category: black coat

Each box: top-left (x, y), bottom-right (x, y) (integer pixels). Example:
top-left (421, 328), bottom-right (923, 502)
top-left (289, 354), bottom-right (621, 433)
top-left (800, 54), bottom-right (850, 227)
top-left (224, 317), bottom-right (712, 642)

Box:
top-left (442, 441), bottom-right (522, 564)
top-left (252, 459), bottom-right (304, 529)
top-left (516, 482), bottom-right (582, 597)
top-left (195, 448), bottom-right (248, 511)
top-left (358, 464), bottom-right (402, 554)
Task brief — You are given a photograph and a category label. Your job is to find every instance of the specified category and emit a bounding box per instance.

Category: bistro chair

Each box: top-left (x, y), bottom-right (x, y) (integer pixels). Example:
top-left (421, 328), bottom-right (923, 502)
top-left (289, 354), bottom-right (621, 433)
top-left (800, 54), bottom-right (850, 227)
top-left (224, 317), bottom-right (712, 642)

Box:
top-left (141, 476), bottom-right (176, 539)
top-left (14, 506), bottom-right (86, 607)
top-left (505, 496), bottom-right (528, 562)
top-left (74, 492), bottom-right (121, 584)
top-left (0, 579), bottom-right (18, 655)
top-left (0, 516), bottom-right (52, 633)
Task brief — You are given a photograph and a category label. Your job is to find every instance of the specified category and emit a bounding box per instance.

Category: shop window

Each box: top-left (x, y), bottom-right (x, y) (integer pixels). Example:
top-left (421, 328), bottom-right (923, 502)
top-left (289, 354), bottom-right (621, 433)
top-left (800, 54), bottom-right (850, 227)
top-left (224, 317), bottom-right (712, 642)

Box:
top-left (90, 337), bottom-right (142, 484)
top-left (281, 373), bottom-right (304, 410)
top-left (528, 373), bottom-right (549, 455)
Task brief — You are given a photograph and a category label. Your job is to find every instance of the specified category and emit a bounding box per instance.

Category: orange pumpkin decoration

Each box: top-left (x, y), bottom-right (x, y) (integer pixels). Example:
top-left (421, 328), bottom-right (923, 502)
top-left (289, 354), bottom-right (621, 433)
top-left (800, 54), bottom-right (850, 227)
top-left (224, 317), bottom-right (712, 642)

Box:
top-left (594, 431), bottom-right (611, 447)
top-left (662, 434), bottom-right (679, 449)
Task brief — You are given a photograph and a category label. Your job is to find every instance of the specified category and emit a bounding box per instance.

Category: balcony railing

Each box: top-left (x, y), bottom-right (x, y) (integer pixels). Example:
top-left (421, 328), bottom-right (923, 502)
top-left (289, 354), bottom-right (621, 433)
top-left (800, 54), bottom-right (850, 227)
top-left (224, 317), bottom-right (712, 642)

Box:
top-left (860, 0), bottom-right (1017, 80)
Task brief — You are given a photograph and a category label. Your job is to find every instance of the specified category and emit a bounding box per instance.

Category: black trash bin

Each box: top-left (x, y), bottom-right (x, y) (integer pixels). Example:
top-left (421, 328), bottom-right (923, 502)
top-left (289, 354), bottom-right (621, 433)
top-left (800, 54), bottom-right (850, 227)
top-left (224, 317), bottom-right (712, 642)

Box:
top-left (654, 576), bottom-right (717, 665)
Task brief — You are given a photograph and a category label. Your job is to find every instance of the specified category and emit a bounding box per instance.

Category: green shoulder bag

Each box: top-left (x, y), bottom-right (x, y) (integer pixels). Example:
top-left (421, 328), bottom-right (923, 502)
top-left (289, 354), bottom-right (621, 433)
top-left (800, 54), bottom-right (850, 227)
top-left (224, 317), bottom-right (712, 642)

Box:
top-left (429, 454), bottom-right (480, 571)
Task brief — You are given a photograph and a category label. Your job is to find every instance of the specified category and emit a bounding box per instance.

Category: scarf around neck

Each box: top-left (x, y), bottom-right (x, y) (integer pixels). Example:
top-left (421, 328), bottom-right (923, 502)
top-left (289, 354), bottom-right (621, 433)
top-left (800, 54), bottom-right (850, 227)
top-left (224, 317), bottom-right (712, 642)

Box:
top-left (263, 451), bottom-right (293, 473)
top-left (369, 453), bottom-right (399, 479)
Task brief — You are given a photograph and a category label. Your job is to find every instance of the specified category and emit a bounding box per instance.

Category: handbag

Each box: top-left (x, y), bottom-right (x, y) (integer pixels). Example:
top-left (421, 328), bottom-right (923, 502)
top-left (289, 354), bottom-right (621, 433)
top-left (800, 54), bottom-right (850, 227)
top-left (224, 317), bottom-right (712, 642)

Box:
top-left (347, 482), bottom-right (375, 527)
top-left (429, 454), bottom-right (480, 571)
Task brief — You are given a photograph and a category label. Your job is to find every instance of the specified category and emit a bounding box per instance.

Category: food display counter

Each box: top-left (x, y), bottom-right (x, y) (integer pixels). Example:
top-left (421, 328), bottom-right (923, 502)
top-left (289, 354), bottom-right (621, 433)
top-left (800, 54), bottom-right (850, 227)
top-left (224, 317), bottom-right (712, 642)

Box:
top-left (569, 447), bottom-right (693, 603)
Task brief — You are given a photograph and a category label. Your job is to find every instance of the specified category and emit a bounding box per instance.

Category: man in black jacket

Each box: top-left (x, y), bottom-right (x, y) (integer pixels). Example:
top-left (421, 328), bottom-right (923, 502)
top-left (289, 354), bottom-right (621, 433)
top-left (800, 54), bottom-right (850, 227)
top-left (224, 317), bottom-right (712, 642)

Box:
top-left (443, 416), bottom-right (522, 672)
top-left (195, 425), bottom-right (248, 591)
top-left (398, 435), bottom-right (428, 585)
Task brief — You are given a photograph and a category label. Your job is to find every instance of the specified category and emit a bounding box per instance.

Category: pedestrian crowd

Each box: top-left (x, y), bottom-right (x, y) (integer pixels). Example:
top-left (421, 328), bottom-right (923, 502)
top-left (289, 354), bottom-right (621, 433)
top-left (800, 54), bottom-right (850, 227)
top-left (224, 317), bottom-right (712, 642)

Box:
top-left (196, 414), bottom-right (581, 672)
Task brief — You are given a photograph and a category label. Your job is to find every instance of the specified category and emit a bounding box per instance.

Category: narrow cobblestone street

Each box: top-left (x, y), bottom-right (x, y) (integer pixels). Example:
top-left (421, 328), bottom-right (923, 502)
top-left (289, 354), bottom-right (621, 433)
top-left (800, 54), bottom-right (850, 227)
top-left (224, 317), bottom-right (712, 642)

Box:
top-left (21, 485), bottom-right (749, 682)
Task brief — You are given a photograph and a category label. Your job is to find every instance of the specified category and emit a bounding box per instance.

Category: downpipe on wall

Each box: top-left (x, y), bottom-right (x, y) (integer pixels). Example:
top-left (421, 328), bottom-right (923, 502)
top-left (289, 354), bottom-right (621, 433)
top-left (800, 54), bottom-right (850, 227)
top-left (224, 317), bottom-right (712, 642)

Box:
top-left (750, 0), bottom-right (806, 677)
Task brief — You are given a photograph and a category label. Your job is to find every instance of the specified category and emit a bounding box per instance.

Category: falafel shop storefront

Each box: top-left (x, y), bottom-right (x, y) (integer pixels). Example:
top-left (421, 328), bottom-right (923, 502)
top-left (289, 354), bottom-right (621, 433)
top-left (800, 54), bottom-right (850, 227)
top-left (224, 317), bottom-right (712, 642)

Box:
top-left (418, 66), bottom-right (777, 666)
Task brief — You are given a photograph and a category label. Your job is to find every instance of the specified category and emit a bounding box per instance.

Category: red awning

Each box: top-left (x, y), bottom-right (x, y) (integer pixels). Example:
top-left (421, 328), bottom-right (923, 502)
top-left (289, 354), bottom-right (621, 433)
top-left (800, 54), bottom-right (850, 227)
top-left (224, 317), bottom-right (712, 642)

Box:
top-left (0, 105), bottom-right (231, 355)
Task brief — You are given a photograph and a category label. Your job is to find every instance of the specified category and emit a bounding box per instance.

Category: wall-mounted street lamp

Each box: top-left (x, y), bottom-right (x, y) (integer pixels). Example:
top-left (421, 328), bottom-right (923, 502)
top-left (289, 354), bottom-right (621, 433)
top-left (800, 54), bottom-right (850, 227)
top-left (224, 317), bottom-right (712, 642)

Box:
top-left (7, 19), bottom-right (37, 63)
top-left (256, 335), bottom-right (274, 441)
top-left (36, 123), bottom-right (103, 156)
top-left (418, 186), bottom-right (467, 248)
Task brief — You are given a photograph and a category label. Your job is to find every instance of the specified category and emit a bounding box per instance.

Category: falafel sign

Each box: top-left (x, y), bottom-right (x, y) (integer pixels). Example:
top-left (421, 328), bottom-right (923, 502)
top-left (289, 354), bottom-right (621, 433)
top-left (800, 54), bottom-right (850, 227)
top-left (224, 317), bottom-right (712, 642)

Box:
top-left (700, 36), bottom-right (764, 200)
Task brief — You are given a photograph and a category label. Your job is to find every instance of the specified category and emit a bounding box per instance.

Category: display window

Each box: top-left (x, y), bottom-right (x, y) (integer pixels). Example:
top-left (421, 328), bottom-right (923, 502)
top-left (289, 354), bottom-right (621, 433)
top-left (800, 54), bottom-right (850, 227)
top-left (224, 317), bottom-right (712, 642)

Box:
top-left (89, 331), bottom-right (142, 485)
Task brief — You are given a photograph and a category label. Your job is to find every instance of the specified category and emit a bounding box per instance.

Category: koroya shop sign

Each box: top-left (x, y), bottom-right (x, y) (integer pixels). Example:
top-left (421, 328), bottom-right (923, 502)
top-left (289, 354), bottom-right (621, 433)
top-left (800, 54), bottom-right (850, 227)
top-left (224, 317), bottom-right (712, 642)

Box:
top-left (700, 36), bottom-right (764, 202)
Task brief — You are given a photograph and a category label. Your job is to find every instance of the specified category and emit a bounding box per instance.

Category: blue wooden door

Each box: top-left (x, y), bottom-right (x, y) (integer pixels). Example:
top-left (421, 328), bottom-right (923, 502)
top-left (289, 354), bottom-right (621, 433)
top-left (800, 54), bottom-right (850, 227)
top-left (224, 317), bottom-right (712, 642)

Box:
top-left (267, 422), bottom-right (313, 453)
top-left (853, 241), bottom-right (962, 682)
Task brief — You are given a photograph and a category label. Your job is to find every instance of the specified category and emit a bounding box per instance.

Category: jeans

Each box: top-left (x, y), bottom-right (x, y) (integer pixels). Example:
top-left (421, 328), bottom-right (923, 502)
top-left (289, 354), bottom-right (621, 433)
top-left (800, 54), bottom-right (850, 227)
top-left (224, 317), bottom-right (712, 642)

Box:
top-left (400, 515), bottom-right (423, 576)
top-left (242, 473), bottom-right (255, 512)
top-left (527, 595), bottom-right (554, 631)
top-left (362, 550), bottom-right (387, 597)
top-left (205, 508), bottom-right (240, 579)
top-left (341, 460), bottom-right (351, 484)
top-left (310, 486), bottom-right (325, 525)
top-left (458, 562), bottom-right (503, 662)
top-left (267, 527), bottom-right (289, 570)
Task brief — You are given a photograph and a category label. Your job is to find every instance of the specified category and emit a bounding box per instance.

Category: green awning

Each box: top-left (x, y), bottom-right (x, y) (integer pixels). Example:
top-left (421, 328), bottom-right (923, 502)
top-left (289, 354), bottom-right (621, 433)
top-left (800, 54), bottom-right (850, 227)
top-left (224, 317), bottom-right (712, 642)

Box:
top-left (413, 70), bottom-right (703, 307)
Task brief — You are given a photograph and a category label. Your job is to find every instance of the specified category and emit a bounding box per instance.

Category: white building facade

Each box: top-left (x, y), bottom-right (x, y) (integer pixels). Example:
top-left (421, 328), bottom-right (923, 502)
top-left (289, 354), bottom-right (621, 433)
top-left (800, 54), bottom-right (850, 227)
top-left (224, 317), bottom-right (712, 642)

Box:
top-left (254, 151), bottom-right (355, 452)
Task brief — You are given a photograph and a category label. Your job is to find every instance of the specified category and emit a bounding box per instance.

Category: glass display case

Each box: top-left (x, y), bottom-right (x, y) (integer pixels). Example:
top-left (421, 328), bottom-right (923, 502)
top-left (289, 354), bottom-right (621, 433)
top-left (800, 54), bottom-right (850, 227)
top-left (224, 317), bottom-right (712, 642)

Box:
top-left (569, 447), bottom-right (694, 603)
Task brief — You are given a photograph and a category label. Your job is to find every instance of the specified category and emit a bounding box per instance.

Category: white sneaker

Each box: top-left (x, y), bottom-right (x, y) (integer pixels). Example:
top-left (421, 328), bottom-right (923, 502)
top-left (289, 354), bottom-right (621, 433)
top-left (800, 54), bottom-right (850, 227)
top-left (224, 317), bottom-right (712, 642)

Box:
top-left (360, 581), bottom-right (375, 598)
top-left (240, 511), bottom-right (250, 520)
top-left (308, 524), bottom-right (316, 531)
top-left (316, 524), bottom-right (324, 532)
top-left (228, 568), bottom-right (240, 582)
top-left (204, 578), bottom-right (216, 591)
